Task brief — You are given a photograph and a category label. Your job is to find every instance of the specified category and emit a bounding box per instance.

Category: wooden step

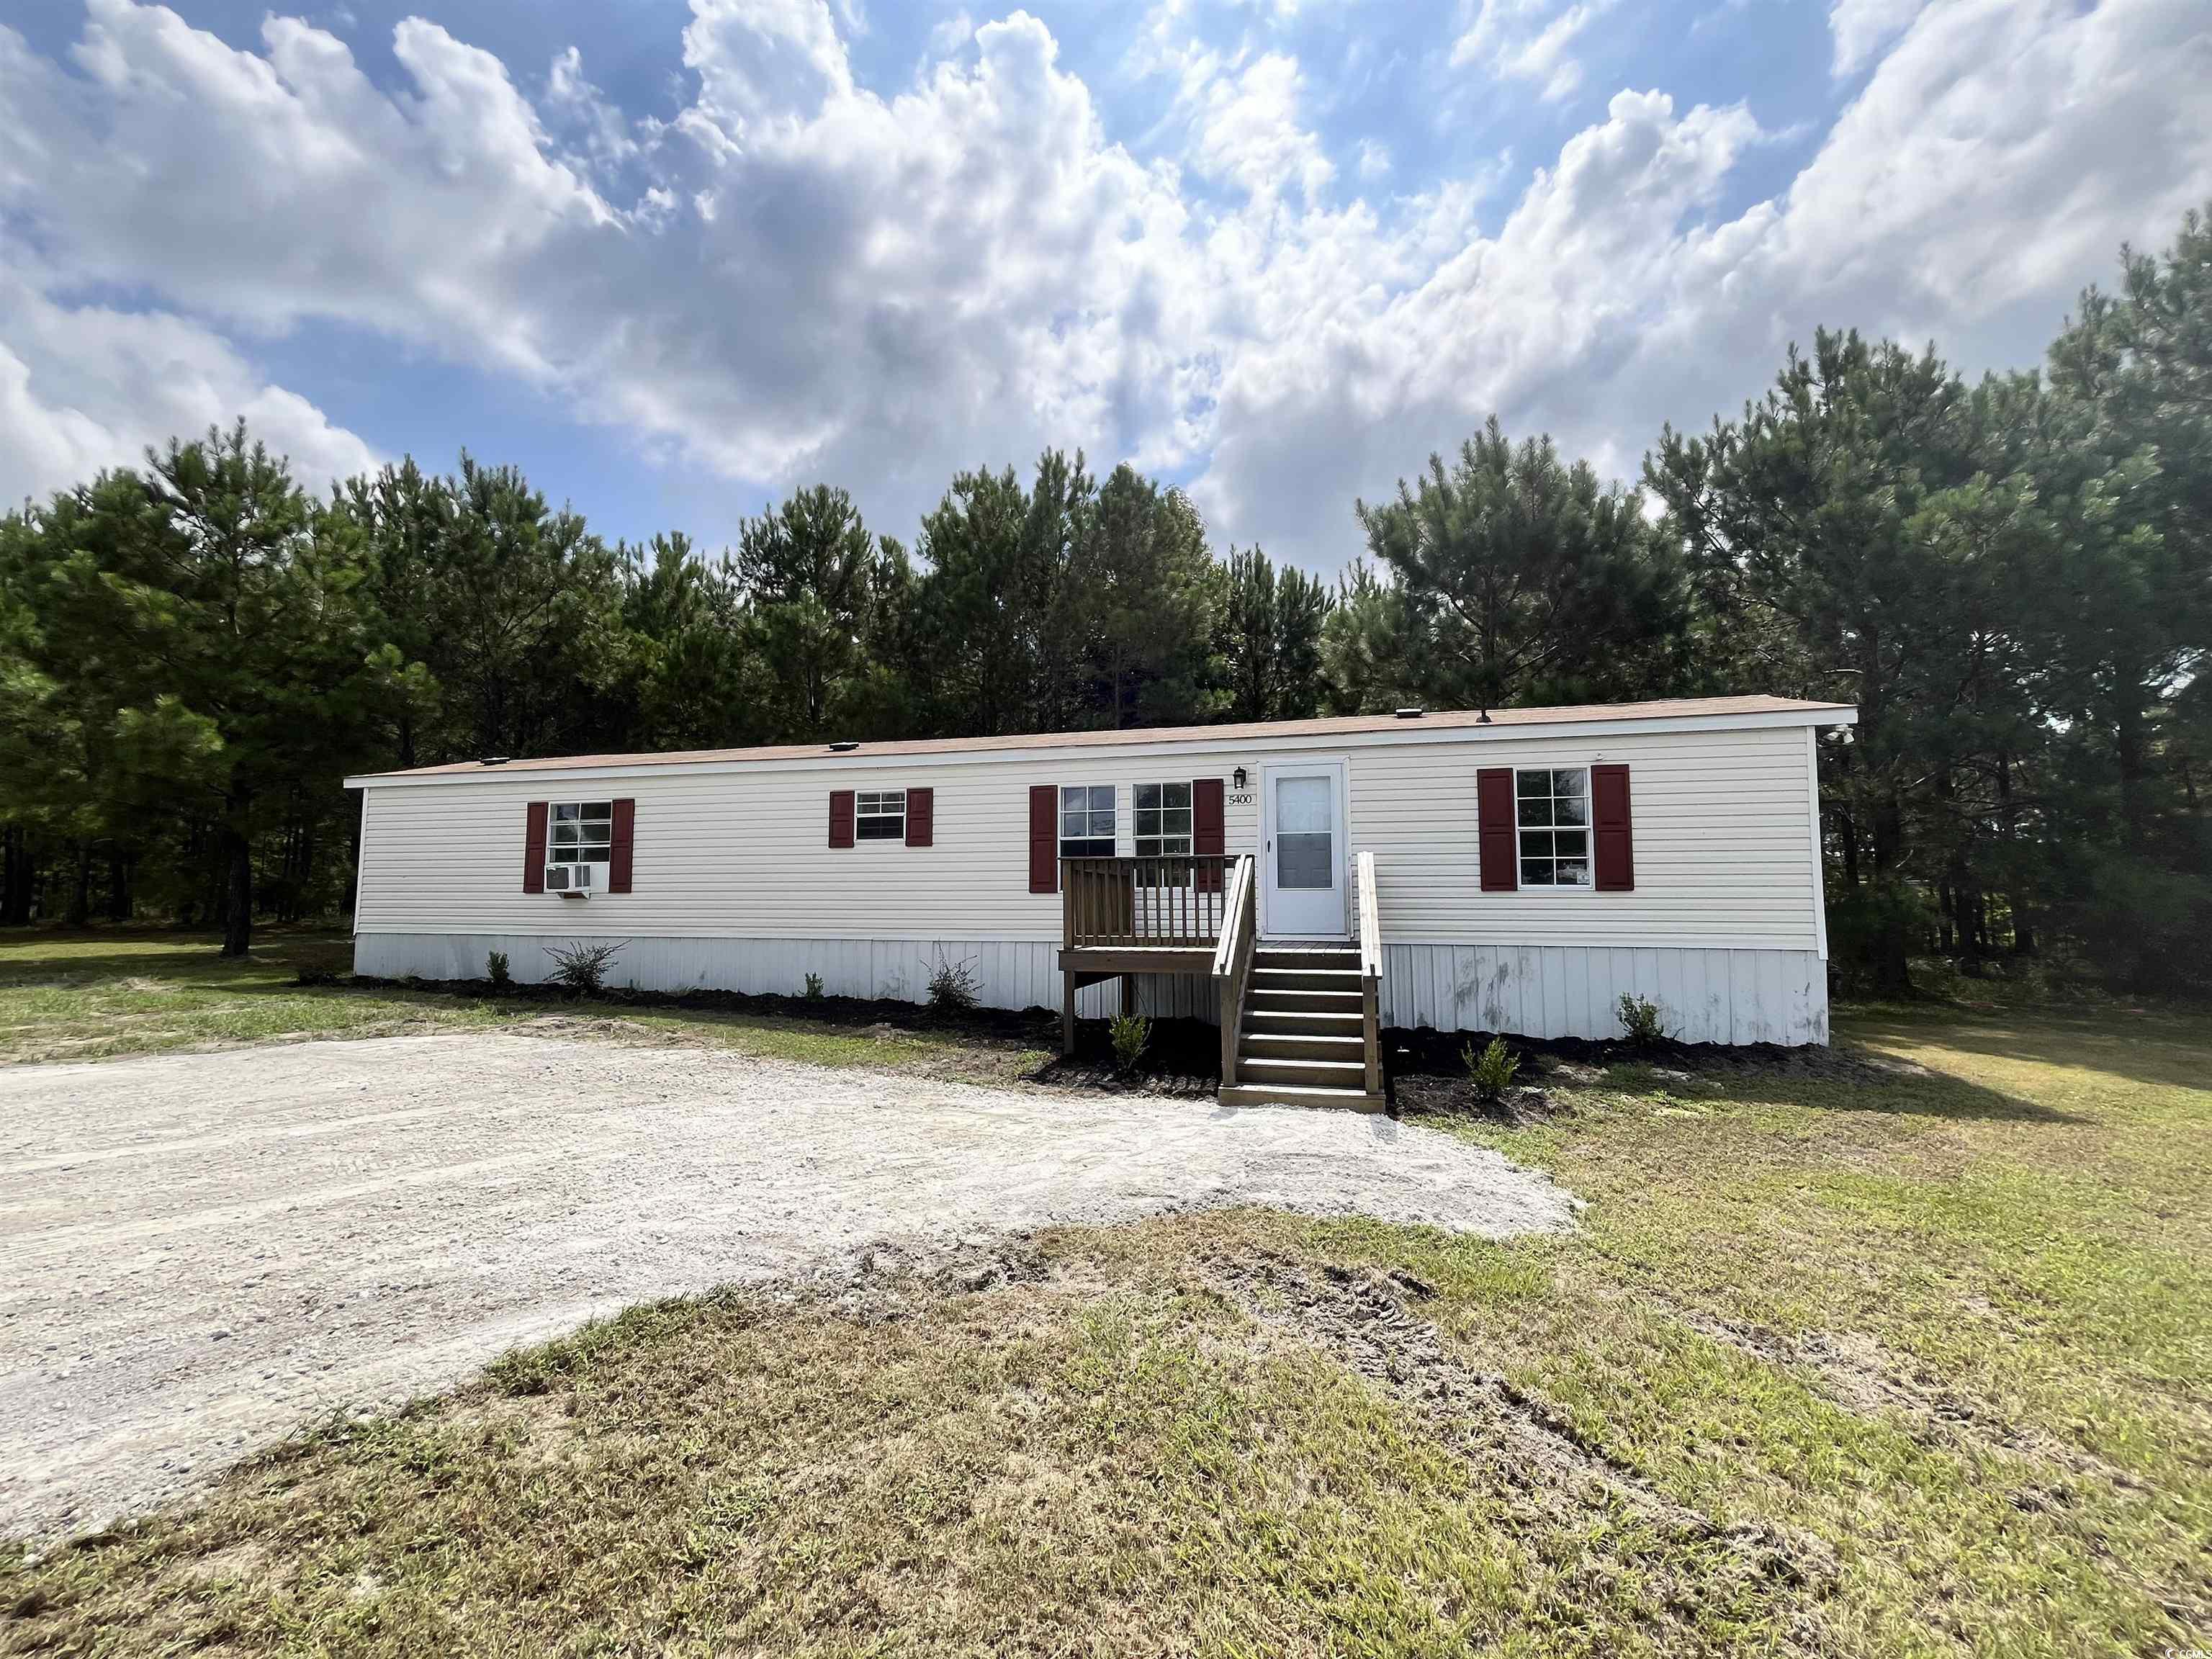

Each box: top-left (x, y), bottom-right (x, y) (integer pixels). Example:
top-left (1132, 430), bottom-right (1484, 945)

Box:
top-left (1247, 986), bottom-right (1364, 1013)
top-left (1244, 1006), bottom-right (1363, 1030)
top-left (1241, 1030), bottom-right (1367, 1061)
top-left (1251, 966), bottom-right (1362, 988)
top-left (1219, 1082), bottom-right (1387, 1113)
top-left (1254, 948), bottom-right (1359, 971)
top-left (1238, 1055), bottom-right (1368, 1090)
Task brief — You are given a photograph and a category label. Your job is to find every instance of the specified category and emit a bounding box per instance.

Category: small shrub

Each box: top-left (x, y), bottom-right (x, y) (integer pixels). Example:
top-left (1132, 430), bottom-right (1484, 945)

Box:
top-left (1617, 992), bottom-right (1668, 1046)
top-left (487, 950), bottom-right (511, 988)
top-left (544, 939), bottom-right (626, 997)
top-left (1463, 1035), bottom-right (1519, 1103)
top-left (924, 953), bottom-right (981, 1014)
top-left (1109, 1010), bottom-right (1152, 1075)
top-left (803, 972), bottom-right (825, 1000)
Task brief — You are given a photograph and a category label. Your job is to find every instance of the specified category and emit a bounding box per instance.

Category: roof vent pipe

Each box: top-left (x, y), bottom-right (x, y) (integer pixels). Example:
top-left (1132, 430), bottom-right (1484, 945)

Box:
top-left (827, 740), bottom-right (860, 752)
top-left (1393, 706), bottom-right (1424, 719)
top-left (479, 755), bottom-right (511, 766)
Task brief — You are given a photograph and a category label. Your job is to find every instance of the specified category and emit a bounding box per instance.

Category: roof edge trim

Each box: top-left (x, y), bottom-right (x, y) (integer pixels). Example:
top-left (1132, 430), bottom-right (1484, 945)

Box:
top-left (346, 703), bottom-right (1857, 790)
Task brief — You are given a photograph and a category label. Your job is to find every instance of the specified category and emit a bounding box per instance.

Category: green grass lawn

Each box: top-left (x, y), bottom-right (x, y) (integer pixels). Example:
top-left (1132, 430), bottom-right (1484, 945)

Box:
top-left (0, 927), bottom-right (1051, 1082)
top-left (1, 938), bottom-right (2207, 1655)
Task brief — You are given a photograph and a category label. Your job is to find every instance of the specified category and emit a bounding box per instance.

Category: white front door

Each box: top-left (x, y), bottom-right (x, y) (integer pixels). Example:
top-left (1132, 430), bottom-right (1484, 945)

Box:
top-left (1260, 760), bottom-right (1349, 938)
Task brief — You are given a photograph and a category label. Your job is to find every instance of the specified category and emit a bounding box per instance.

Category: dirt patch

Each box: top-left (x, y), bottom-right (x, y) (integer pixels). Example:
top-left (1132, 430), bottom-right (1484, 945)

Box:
top-left (1210, 1255), bottom-right (1839, 1609)
top-left (1391, 1075), bottom-right (1566, 1124)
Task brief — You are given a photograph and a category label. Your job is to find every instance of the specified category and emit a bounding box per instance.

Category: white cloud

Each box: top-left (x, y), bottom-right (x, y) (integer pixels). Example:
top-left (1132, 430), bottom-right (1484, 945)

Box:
top-left (545, 45), bottom-right (641, 173)
top-left (1828, 0), bottom-right (1927, 76)
top-left (0, 266), bottom-right (377, 508)
top-left (1452, 0), bottom-right (1601, 102)
top-left (0, 0), bottom-right (2207, 572)
top-left (927, 9), bottom-right (976, 58)
top-left (683, 0), bottom-right (854, 130)
top-left (1190, 52), bottom-right (1334, 206)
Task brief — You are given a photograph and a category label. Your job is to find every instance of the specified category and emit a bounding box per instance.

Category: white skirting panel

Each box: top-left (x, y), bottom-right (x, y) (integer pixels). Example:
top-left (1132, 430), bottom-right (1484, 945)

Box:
top-left (1381, 943), bottom-right (1827, 1046)
top-left (352, 933), bottom-right (1125, 1017)
top-left (353, 935), bottom-right (1828, 1044)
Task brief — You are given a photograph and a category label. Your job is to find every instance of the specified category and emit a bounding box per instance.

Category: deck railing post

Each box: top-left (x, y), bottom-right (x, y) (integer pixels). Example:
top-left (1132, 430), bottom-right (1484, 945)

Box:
top-left (1356, 850), bottom-right (1382, 1098)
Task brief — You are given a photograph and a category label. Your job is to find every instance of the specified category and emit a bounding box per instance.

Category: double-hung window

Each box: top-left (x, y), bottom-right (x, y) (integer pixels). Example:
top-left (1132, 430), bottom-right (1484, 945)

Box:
top-left (1515, 768), bottom-right (1592, 889)
top-left (547, 801), bottom-right (613, 891)
top-left (855, 790), bottom-right (906, 841)
top-left (1133, 781), bottom-right (1192, 858)
top-left (1059, 786), bottom-right (1115, 858)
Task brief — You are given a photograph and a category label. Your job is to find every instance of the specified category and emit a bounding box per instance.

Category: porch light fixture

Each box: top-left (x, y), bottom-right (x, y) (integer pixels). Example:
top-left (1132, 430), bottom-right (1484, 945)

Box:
top-left (1233, 766), bottom-right (1247, 790)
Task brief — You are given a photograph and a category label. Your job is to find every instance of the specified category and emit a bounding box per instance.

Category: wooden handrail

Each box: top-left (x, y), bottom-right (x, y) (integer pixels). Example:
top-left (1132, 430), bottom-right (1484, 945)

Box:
top-left (1210, 854), bottom-right (1254, 978)
top-left (1212, 855), bottom-right (1256, 1085)
top-left (1356, 850), bottom-right (1381, 981)
top-left (1356, 850), bottom-right (1382, 1096)
top-left (1061, 855), bottom-right (1234, 950)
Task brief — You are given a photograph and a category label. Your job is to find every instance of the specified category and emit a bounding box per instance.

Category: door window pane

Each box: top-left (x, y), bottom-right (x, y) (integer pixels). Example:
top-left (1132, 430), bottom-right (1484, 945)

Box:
top-left (1275, 775), bottom-right (1334, 889)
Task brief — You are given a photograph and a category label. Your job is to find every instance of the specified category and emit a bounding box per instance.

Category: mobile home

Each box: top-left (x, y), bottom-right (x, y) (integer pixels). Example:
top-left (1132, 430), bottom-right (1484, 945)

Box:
top-left (346, 694), bottom-right (1856, 1109)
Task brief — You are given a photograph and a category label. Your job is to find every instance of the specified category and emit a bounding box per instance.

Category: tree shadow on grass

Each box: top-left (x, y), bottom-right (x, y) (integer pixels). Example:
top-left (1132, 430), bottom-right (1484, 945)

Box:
top-left (1686, 1044), bottom-right (2087, 1125)
top-left (1393, 1022), bottom-right (2085, 1125)
top-left (1838, 1003), bottom-right (2212, 1097)
top-left (0, 940), bottom-right (352, 990)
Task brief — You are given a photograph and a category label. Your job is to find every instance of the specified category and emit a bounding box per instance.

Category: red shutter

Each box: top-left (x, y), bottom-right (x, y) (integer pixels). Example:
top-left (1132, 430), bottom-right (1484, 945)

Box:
top-left (829, 789), bottom-right (855, 848)
top-left (905, 786), bottom-right (933, 847)
top-left (1028, 784), bottom-right (1058, 894)
top-left (608, 798), bottom-right (635, 892)
top-left (1592, 764), bottom-right (1635, 891)
top-left (1477, 768), bottom-right (1518, 892)
top-left (1192, 776), bottom-right (1225, 892)
top-left (523, 801), bottom-right (548, 893)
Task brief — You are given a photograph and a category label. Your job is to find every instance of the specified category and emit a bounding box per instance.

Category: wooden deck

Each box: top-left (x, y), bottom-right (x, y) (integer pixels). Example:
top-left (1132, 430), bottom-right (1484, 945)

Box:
top-left (1058, 855), bottom-right (1232, 1052)
top-left (1056, 851), bottom-right (1385, 1112)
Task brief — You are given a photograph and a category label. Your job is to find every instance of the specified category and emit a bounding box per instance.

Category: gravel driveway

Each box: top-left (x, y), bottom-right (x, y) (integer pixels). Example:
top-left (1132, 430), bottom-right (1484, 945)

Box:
top-left (0, 1032), bottom-right (1573, 1537)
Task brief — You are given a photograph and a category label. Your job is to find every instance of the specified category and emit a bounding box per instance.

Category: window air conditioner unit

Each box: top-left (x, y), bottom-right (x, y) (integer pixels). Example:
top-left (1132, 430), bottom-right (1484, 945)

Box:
top-left (546, 863), bottom-right (595, 896)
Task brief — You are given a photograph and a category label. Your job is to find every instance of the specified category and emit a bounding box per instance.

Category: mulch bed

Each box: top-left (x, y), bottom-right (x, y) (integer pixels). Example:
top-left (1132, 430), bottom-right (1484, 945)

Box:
top-left (344, 971), bottom-right (1058, 1046)
top-left (1030, 1017), bottom-right (1223, 1099)
top-left (1384, 1025), bottom-right (1921, 1122)
top-left (341, 971), bottom-right (1224, 1096)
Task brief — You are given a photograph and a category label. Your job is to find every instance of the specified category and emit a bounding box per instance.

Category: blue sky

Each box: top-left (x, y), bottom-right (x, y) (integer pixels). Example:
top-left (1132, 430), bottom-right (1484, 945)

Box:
top-left (1, 0), bottom-right (2207, 569)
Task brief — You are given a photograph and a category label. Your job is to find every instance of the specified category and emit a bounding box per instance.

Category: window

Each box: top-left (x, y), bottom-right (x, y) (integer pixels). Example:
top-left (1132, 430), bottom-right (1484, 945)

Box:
top-left (1059, 785), bottom-right (1115, 858)
top-left (1515, 768), bottom-right (1591, 889)
top-left (1134, 781), bottom-right (1193, 858)
top-left (547, 801), bottom-right (612, 891)
top-left (855, 789), bottom-right (906, 841)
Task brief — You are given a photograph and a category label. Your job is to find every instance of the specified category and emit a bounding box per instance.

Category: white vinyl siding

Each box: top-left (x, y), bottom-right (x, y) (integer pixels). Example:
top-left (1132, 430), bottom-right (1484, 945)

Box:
top-left (354, 722), bottom-right (1821, 953)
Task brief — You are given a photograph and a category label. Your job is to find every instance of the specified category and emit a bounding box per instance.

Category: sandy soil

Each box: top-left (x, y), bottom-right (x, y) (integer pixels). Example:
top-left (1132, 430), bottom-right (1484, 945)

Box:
top-left (0, 1032), bottom-right (1573, 1538)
